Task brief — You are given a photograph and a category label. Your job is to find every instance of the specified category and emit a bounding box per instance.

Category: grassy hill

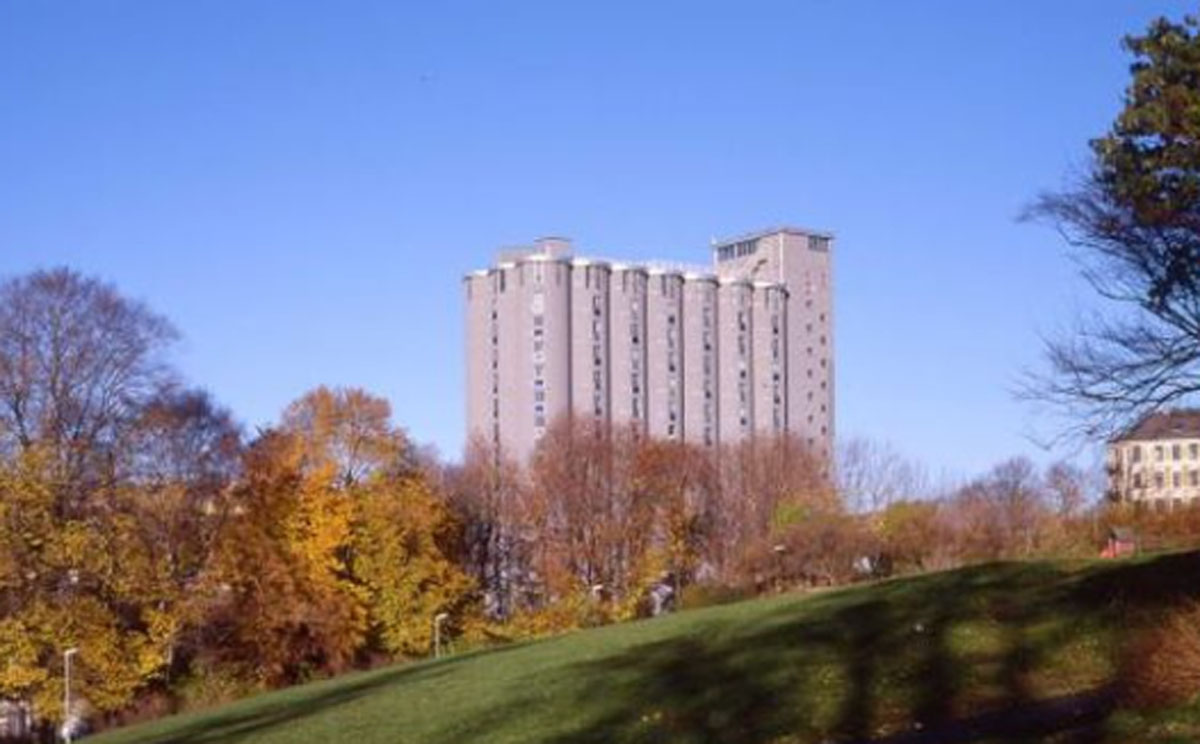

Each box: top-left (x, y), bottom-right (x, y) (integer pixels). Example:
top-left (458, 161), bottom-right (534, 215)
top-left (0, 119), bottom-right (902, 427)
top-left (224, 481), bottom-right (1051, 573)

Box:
top-left (91, 552), bottom-right (1200, 744)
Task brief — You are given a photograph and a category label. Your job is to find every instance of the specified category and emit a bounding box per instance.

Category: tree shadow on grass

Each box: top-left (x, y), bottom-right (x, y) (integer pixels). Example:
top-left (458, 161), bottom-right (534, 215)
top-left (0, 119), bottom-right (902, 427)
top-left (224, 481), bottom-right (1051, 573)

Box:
top-left (440, 624), bottom-right (827, 744)
top-left (846, 686), bottom-right (1116, 744)
top-left (448, 552), bottom-right (1200, 744)
top-left (104, 553), bottom-right (1200, 744)
top-left (1071, 550), bottom-right (1200, 612)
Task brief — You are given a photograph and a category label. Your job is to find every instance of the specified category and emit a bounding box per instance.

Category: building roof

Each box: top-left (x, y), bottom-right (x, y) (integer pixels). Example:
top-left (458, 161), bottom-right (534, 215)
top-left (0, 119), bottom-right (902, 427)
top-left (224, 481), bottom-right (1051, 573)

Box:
top-left (1110, 526), bottom-right (1136, 541)
top-left (711, 225), bottom-right (834, 247)
top-left (468, 227), bottom-right (835, 279)
top-left (1116, 409), bottom-right (1200, 442)
top-left (588, 257), bottom-right (714, 279)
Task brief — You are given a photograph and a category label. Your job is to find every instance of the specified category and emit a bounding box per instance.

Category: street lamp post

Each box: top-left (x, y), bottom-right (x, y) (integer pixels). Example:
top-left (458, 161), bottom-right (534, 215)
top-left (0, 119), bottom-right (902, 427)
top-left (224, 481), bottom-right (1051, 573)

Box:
top-left (772, 544), bottom-right (787, 593)
top-left (433, 613), bottom-right (449, 659)
top-left (61, 648), bottom-right (78, 744)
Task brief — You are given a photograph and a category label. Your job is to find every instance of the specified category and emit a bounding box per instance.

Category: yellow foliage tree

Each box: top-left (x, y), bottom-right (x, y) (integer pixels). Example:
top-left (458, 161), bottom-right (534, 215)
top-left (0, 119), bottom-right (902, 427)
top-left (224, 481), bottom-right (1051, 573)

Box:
top-left (0, 452), bottom-right (174, 724)
top-left (279, 386), bottom-right (475, 659)
top-left (205, 434), bottom-right (367, 684)
top-left (281, 386), bottom-right (407, 487)
top-left (352, 475), bottom-right (474, 657)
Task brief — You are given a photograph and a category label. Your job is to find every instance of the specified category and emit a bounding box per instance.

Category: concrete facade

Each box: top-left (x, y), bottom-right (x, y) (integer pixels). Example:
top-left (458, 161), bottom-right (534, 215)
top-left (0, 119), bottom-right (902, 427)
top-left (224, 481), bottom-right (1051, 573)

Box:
top-left (464, 227), bottom-right (835, 463)
top-left (752, 283), bottom-right (788, 437)
top-left (681, 275), bottom-right (719, 447)
top-left (713, 228), bottom-right (834, 456)
top-left (608, 265), bottom-right (649, 438)
top-left (645, 270), bottom-right (685, 441)
top-left (569, 259), bottom-right (611, 425)
top-left (716, 279), bottom-right (754, 445)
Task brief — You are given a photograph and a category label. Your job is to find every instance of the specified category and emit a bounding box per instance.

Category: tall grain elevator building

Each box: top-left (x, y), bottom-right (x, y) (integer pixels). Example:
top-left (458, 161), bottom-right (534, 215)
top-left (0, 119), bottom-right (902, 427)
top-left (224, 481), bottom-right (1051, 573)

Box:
top-left (464, 227), bottom-right (834, 463)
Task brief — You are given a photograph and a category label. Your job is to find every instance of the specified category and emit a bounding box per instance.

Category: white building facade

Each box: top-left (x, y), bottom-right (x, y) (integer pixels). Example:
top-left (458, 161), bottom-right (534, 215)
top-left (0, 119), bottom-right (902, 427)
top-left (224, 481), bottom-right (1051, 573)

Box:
top-left (1108, 410), bottom-right (1200, 507)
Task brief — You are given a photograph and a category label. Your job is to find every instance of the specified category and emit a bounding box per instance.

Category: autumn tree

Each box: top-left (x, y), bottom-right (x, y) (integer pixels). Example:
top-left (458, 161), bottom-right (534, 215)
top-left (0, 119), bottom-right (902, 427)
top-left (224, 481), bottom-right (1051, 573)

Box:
top-left (763, 511), bottom-right (875, 588)
top-left (352, 474), bottom-right (473, 656)
top-left (281, 386), bottom-right (409, 486)
top-left (1027, 12), bottom-right (1200, 438)
top-left (631, 438), bottom-right (717, 601)
top-left (208, 387), bottom-right (473, 673)
top-left (943, 458), bottom-right (1051, 561)
top-left (447, 437), bottom-right (527, 618)
top-left (0, 271), bottom-right (478, 724)
top-left (1044, 460), bottom-right (1089, 518)
top-left (203, 432), bottom-right (366, 684)
top-left (513, 419), bottom-right (714, 620)
top-left (836, 438), bottom-right (929, 514)
top-left (116, 389), bottom-right (242, 674)
top-left (876, 499), bottom-right (954, 573)
top-left (283, 387), bottom-right (471, 652)
top-left (0, 451), bottom-right (176, 723)
top-left (523, 418), bottom-right (623, 603)
top-left (714, 434), bottom-right (837, 583)
top-left (0, 269), bottom-right (195, 728)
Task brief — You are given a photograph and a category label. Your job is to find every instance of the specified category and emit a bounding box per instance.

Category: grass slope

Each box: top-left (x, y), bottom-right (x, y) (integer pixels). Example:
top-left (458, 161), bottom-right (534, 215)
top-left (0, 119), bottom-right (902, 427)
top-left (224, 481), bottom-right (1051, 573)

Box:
top-left (92, 553), bottom-right (1200, 744)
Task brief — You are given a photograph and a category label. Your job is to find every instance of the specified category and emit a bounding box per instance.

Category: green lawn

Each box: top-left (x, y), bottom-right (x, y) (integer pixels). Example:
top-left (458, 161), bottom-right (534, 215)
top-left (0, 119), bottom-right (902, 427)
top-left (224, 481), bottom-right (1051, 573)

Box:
top-left (91, 552), bottom-right (1200, 744)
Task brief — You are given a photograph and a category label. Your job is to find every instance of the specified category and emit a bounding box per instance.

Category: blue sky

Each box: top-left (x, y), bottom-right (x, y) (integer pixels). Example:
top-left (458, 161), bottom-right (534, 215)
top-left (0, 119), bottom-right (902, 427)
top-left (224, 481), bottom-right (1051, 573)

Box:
top-left (0, 1), bottom-right (1190, 477)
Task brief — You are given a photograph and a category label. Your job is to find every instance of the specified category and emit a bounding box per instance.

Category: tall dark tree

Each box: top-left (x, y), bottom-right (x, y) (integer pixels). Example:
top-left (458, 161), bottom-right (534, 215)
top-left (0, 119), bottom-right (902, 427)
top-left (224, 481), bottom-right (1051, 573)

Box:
top-left (1028, 13), bottom-right (1200, 438)
top-left (0, 267), bottom-right (178, 489)
top-left (121, 388), bottom-right (242, 492)
top-left (119, 388), bottom-right (243, 619)
top-left (446, 436), bottom-right (525, 619)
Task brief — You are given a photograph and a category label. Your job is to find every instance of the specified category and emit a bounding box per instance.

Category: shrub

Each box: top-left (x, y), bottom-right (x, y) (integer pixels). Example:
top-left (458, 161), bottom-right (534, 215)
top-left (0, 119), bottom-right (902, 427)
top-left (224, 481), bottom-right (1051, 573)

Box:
top-left (500, 591), bottom-right (612, 640)
top-left (172, 662), bottom-right (265, 713)
top-left (678, 583), bottom-right (750, 610)
top-left (1121, 600), bottom-right (1200, 709)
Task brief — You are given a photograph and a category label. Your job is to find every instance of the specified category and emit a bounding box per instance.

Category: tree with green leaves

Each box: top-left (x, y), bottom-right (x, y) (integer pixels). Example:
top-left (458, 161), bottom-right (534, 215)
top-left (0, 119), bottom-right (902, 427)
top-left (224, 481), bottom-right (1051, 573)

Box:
top-left (1028, 12), bottom-right (1200, 438)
